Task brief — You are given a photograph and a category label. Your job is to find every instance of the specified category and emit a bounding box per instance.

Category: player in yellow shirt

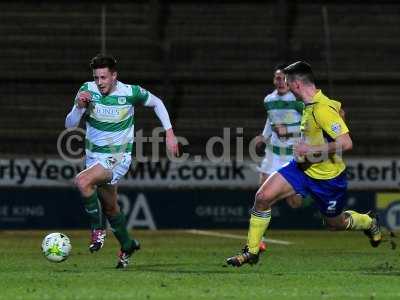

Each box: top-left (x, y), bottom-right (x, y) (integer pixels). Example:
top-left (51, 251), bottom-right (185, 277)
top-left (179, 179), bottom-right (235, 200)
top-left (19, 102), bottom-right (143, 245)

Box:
top-left (227, 61), bottom-right (382, 267)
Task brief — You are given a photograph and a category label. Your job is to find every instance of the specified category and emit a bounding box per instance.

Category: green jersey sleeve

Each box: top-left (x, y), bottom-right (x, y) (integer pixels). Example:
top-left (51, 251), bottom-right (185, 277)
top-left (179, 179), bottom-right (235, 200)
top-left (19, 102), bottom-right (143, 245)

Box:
top-left (74, 83), bottom-right (89, 105)
top-left (130, 85), bottom-right (150, 105)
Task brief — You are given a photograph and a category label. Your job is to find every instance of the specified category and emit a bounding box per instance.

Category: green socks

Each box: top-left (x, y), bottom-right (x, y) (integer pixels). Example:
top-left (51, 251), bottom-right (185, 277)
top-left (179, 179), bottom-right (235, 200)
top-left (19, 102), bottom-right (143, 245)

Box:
top-left (83, 191), bottom-right (103, 230)
top-left (108, 212), bottom-right (133, 251)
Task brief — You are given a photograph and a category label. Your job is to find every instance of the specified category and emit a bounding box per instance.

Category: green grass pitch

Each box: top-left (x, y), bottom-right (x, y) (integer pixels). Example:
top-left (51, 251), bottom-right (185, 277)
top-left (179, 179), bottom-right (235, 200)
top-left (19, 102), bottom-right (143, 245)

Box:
top-left (0, 230), bottom-right (399, 300)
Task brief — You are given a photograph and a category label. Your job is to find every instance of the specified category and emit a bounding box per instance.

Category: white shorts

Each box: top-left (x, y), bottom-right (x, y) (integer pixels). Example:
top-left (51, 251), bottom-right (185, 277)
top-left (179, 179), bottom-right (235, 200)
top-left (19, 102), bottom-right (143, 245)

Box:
top-left (85, 152), bottom-right (132, 185)
top-left (257, 148), bottom-right (293, 176)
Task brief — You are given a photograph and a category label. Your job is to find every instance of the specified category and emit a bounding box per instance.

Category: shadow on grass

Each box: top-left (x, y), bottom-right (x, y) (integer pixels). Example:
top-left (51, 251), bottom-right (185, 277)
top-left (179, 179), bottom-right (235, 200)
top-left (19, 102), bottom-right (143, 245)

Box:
top-left (361, 262), bottom-right (400, 276)
top-left (53, 269), bottom-right (83, 273)
top-left (103, 262), bottom-right (264, 274)
top-left (362, 271), bottom-right (400, 276)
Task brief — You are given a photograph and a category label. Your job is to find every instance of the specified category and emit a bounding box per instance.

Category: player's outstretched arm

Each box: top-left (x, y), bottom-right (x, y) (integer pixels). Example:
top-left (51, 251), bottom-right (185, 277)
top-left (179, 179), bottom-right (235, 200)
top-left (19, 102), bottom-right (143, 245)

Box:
top-left (165, 128), bottom-right (179, 157)
top-left (65, 91), bottom-right (91, 128)
top-left (65, 105), bottom-right (86, 128)
top-left (145, 93), bottom-right (179, 157)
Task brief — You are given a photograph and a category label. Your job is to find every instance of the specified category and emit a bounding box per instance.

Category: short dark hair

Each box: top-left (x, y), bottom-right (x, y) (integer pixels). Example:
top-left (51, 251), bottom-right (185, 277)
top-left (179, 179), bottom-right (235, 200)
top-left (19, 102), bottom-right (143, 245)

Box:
top-left (284, 61), bottom-right (315, 84)
top-left (89, 54), bottom-right (117, 71)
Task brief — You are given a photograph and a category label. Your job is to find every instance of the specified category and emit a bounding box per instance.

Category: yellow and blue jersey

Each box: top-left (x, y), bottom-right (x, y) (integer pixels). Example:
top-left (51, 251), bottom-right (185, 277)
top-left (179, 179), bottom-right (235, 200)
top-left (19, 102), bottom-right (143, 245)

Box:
top-left (300, 90), bottom-right (349, 179)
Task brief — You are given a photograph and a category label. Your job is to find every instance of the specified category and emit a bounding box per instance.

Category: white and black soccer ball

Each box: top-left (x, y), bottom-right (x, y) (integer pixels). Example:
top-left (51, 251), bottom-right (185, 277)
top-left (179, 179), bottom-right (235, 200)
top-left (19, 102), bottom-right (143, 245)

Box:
top-left (41, 232), bottom-right (72, 263)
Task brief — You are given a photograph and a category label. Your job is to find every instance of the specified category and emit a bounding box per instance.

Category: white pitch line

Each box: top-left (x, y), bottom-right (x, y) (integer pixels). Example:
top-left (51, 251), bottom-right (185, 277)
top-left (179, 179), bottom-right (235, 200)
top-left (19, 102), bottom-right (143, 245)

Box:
top-left (185, 229), bottom-right (292, 245)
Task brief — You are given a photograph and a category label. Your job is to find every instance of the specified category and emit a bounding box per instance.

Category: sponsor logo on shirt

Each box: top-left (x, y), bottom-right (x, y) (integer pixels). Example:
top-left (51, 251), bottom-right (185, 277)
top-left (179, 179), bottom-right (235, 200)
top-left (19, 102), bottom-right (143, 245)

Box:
top-left (93, 104), bottom-right (129, 122)
top-left (95, 106), bottom-right (120, 117)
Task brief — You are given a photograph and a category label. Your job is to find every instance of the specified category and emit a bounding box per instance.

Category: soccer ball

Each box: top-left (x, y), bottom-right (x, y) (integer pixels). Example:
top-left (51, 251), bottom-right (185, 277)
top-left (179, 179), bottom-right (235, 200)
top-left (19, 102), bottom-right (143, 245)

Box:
top-left (41, 232), bottom-right (72, 263)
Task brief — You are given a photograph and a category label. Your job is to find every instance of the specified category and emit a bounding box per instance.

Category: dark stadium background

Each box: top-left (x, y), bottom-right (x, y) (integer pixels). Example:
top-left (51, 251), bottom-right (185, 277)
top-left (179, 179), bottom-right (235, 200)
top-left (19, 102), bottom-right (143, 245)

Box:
top-left (1, 0), bottom-right (400, 231)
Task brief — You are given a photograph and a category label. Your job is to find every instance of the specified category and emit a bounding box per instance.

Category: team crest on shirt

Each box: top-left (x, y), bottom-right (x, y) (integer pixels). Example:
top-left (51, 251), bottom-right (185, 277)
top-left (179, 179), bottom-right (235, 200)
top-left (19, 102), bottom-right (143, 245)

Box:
top-left (118, 97), bottom-right (127, 104)
top-left (92, 94), bottom-right (101, 102)
top-left (331, 123), bottom-right (341, 134)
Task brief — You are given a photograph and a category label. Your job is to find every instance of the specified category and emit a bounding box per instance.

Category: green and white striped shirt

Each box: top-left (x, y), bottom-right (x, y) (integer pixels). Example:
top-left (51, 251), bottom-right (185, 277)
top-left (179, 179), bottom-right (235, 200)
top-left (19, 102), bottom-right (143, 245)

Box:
top-left (77, 81), bottom-right (149, 154)
top-left (262, 90), bottom-right (304, 149)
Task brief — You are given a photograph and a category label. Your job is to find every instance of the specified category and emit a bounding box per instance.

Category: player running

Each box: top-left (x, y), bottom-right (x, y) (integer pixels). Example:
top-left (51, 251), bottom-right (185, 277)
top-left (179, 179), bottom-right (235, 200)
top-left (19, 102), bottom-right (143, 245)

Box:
top-left (256, 64), bottom-right (304, 251)
top-left (227, 61), bottom-right (381, 267)
top-left (65, 54), bottom-right (179, 268)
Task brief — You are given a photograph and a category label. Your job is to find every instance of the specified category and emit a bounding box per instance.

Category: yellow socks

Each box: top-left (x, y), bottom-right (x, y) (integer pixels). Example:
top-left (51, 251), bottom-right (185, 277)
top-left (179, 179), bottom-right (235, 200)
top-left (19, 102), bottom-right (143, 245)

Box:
top-left (247, 209), bottom-right (271, 254)
top-left (345, 210), bottom-right (372, 230)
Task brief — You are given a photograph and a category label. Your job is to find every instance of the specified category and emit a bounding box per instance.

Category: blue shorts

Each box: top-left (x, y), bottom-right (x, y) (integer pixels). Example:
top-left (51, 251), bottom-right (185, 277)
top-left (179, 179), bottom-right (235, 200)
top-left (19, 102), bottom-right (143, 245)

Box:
top-left (278, 160), bottom-right (347, 217)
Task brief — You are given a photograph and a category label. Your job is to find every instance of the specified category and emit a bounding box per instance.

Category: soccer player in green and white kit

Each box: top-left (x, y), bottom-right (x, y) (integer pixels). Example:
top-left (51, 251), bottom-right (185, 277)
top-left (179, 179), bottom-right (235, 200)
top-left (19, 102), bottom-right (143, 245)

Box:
top-left (65, 54), bottom-right (179, 268)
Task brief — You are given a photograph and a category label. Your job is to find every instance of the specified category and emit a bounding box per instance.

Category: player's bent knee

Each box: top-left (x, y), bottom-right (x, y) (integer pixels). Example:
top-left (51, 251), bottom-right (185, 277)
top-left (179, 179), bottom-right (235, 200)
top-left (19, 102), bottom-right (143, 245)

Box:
top-left (74, 175), bottom-right (86, 190)
top-left (254, 190), bottom-right (265, 204)
top-left (74, 175), bottom-right (92, 196)
top-left (254, 191), bottom-right (273, 210)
